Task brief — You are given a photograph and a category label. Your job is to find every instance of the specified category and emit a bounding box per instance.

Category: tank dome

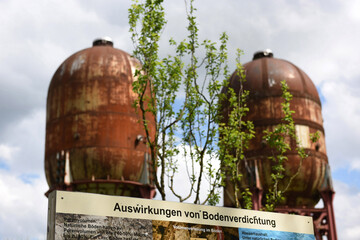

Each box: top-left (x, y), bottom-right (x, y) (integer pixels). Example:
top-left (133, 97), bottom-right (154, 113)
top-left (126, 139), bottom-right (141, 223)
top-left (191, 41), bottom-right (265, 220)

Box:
top-left (229, 51), bottom-right (320, 104)
top-left (45, 39), bottom-right (155, 198)
top-left (223, 51), bottom-right (330, 208)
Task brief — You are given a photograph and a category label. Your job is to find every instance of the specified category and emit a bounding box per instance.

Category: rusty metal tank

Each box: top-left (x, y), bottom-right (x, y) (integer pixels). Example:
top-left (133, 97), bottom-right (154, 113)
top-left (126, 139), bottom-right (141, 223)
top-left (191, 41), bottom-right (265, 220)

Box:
top-left (223, 50), bottom-right (330, 208)
top-left (45, 37), bottom-right (155, 198)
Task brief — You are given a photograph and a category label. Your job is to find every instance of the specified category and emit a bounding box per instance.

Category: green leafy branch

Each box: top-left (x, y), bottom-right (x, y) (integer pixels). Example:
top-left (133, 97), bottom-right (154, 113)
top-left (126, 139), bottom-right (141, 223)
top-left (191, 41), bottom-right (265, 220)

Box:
top-left (262, 80), bottom-right (310, 211)
top-left (129, 0), bottom-right (231, 204)
top-left (218, 49), bottom-right (254, 209)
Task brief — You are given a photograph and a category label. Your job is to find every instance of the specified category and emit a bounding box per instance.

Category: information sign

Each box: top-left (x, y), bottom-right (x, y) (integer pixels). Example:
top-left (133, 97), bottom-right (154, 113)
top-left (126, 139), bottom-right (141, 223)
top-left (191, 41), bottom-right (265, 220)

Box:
top-left (47, 191), bottom-right (315, 239)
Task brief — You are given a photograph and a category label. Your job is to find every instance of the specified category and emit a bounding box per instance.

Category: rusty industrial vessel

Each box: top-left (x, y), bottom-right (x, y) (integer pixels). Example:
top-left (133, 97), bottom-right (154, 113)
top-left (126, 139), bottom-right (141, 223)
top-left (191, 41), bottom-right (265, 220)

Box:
top-left (44, 37), bottom-right (155, 198)
top-left (223, 50), bottom-right (337, 239)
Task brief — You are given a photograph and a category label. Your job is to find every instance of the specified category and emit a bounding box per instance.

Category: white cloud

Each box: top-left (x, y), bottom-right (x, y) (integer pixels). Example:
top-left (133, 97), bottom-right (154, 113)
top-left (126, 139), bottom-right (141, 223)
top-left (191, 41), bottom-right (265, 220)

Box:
top-left (322, 81), bottom-right (360, 170)
top-left (350, 161), bottom-right (360, 171)
top-left (344, 0), bottom-right (360, 22)
top-left (0, 171), bottom-right (48, 240)
top-left (0, 144), bottom-right (19, 163)
top-left (0, 109), bottom-right (45, 174)
top-left (334, 180), bottom-right (360, 239)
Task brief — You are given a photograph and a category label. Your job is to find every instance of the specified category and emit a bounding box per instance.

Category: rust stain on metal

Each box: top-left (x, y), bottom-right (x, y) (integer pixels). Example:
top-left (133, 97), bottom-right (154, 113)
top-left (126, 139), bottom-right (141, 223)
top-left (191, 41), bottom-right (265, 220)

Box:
top-left (45, 41), bottom-right (155, 198)
top-left (223, 53), bottom-right (329, 208)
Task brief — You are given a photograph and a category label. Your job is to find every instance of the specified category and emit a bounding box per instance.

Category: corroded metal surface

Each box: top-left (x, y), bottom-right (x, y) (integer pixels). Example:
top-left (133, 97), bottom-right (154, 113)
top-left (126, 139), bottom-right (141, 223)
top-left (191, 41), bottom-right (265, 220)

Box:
top-left (45, 43), bottom-right (155, 197)
top-left (223, 54), bottom-right (330, 208)
top-left (228, 57), bottom-right (321, 104)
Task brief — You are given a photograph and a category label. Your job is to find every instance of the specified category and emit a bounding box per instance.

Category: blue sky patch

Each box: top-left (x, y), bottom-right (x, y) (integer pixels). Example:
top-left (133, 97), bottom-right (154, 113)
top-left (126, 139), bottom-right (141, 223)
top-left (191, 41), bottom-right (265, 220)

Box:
top-left (0, 160), bottom-right (10, 171)
top-left (18, 173), bottom-right (40, 184)
top-left (317, 85), bottom-right (327, 105)
top-left (333, 167), bottom-right (360, 190)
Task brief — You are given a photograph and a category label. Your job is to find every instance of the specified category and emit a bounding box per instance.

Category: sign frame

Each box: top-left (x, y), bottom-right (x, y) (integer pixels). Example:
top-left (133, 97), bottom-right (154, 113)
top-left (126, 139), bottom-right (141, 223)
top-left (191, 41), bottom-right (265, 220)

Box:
top-left (47, 190), bottom-right (315, 240)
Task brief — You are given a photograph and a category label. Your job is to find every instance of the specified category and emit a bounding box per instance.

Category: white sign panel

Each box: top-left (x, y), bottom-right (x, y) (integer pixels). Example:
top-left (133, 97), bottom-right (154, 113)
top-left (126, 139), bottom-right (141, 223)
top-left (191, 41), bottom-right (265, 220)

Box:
top-left (47, 190), bottom-right (315, 239)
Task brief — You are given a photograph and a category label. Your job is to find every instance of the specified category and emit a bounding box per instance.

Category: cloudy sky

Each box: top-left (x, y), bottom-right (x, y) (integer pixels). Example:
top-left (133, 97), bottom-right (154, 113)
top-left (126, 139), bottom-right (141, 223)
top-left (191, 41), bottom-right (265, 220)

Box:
top-left (0, 0), bottom-right (359, 239)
